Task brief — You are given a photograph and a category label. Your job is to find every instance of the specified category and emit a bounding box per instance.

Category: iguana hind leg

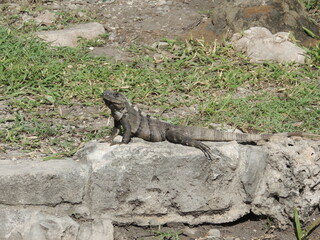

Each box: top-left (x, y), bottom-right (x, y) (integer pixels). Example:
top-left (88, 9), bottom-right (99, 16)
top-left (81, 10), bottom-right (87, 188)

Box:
top-left (166, 129), bottom-right (214, 160)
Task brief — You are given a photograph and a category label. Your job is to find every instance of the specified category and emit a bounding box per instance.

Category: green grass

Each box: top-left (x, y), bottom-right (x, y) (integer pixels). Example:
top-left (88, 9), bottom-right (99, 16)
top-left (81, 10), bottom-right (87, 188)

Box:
top-left (302, 0), bottom-right (319, 10)
top-left (148, 225), bottom-right (180, 240)
top-left (294, 208), bottom-right (320, 240)
top-left (0, 19), bottom-right (320, 157)
top-left (2, 113), bottom-right (61, 143)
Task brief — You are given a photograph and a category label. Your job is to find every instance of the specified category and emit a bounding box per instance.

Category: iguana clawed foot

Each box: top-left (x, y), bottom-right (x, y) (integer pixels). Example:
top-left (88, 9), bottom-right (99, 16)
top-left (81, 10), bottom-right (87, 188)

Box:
top-left (196, 142), bottom-right (214, 161)
top-left (109, 141), bottom-right (125, 146)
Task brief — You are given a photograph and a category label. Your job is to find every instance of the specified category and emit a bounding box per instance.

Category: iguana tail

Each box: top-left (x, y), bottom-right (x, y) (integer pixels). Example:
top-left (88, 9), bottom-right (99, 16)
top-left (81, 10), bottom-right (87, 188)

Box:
top-left (175, 126), bottom-right (320, 142)
top-left (288, 132), bottom-right (320, 140)
top-left (174, 125), bottom-right (271, 142)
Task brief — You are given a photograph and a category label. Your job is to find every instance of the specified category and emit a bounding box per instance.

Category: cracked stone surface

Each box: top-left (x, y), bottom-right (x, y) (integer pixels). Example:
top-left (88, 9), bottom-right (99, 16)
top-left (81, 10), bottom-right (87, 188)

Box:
top-left (0, 137), bottom-right (320, 239)
top-left (0, 159), bottom-right (88, 206)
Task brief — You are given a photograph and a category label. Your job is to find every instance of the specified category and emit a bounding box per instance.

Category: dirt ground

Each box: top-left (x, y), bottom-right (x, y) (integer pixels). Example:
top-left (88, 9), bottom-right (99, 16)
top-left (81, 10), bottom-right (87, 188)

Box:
top-left (85, 0), bottom-right (216, 47)
top-left (1, 0), bottom-right (320, 239)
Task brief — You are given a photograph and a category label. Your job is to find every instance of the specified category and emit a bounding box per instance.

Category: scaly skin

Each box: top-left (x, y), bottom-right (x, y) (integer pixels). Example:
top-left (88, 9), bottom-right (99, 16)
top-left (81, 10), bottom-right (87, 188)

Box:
top-left (102, 90), bottom-right (320, 160)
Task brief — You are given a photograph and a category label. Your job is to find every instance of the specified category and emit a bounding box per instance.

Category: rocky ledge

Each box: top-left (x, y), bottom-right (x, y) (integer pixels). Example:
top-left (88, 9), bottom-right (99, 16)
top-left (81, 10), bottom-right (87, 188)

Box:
top-left (0, 136), bottom-right (319, 239)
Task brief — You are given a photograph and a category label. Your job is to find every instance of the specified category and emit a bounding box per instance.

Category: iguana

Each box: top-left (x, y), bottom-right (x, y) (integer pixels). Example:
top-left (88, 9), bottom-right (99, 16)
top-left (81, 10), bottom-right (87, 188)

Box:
top-left (102, 90), bottom-right (319, 160)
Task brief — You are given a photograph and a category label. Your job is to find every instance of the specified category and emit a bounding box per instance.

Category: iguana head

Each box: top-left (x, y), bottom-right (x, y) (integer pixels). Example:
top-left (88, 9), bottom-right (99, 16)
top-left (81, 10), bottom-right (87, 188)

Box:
top-left (102, 90), bottom-right (127, 110)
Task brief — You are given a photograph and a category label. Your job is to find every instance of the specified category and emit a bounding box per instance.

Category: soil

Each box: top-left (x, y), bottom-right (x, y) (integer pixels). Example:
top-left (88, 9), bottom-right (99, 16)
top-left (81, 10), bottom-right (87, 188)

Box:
top-left (113, 218), bottom-right (295, 240)
top-left (1, 0), bottom-right (320, 239)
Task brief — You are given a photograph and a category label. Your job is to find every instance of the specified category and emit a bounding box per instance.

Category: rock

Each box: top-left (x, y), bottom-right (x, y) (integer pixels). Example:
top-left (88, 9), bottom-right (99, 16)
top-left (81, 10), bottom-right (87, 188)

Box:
top-left (77, 140), bottom-right (251, 225)
top-left (0, 137), bottom-right (319, 234)
top-left (232, 27), bottom-right (306, 63)
top-left (108, 32), bottom-right (117, 41)
top-left (0, 209), bottom-right (78, 240)
top-left (36, 22), bottom-right (106, 47)
top-left (70, 205), bottom-right (91, 220)
top-left (251, 138), bottom-right (320, 227)
top-left (76, 137), bottom-right (320, 228)
top-left (77, 219), bottom-right (113, 240)
top-left (192, 0), bottom-right (319, 47)
top-left (156, 0), bottom-right (167, 6)
top-left (206, 228), bottom-right (221, 239)
top-left (179, 18), bottom-right (216, 44)
top-left (0, 159), bottom-right (88, 205)
top-left (21, 13), bottom-right (33, 23)
top-left (182, 227), bottom-right (201, 239)
top-left (240, 146), bottom-right (268, 201)
top-left (34, 10), bottom-right (56, 26)
top-left (77, 140), bottom-right (259, 225)
top-left (151, 41), bottom-right (170, 49)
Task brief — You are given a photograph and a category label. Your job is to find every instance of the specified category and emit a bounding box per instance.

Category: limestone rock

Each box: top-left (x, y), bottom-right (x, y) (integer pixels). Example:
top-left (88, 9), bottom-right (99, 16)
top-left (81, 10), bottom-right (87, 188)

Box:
top-left (76, 137), bottom-right (320, 228)
top-left (34, 10), bottom-right (56, 26)
top-left (0, 209), bottom-right (78, 240)
top-left (0, 159), bottom-right (88, 205)
top-left (206, 228), bottom-right (222, 240)
top-left (0, 137), bottom-right (319, 236)
top-left (36, 22), bottom-right (105, 47)
top-left (232, 27), bottom-right (306, 63)
top-left (240, 146), bottom-right (268, 201)
top-left (207, 0), bottom-right (319, 46)
top-left (77, 140), bottom-right (265, 225)
top-left (182, 227), bottom-right (202, 239)
top-left (252, 138), bottom-right (320, 226)
top-left (77, 219), bottom-right (113, 240)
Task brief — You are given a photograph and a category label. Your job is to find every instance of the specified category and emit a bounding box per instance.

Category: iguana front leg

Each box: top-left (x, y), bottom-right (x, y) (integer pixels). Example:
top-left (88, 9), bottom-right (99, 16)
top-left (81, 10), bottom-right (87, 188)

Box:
top-left (120, 115), bottom-right (132, 144)
top-left (101, 119), bottom-right (122, 143)
top-left (105, 120), bottom-right (121, 142)
top-left (104, 117), bottom-right (132, 144)
top-left (166, 129), bottom-right (214, 160)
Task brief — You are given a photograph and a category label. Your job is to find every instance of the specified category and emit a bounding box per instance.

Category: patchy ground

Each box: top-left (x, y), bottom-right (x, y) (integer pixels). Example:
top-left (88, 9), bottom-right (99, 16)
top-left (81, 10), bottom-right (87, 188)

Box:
top-left (112, 211), bottom-right (320, 239)
top-left (1, 0), bottom-right (320, 239)
top-left (113, 218), bottom-right (295, 240)
top-left (100, 0), bottom-right (215, 46)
